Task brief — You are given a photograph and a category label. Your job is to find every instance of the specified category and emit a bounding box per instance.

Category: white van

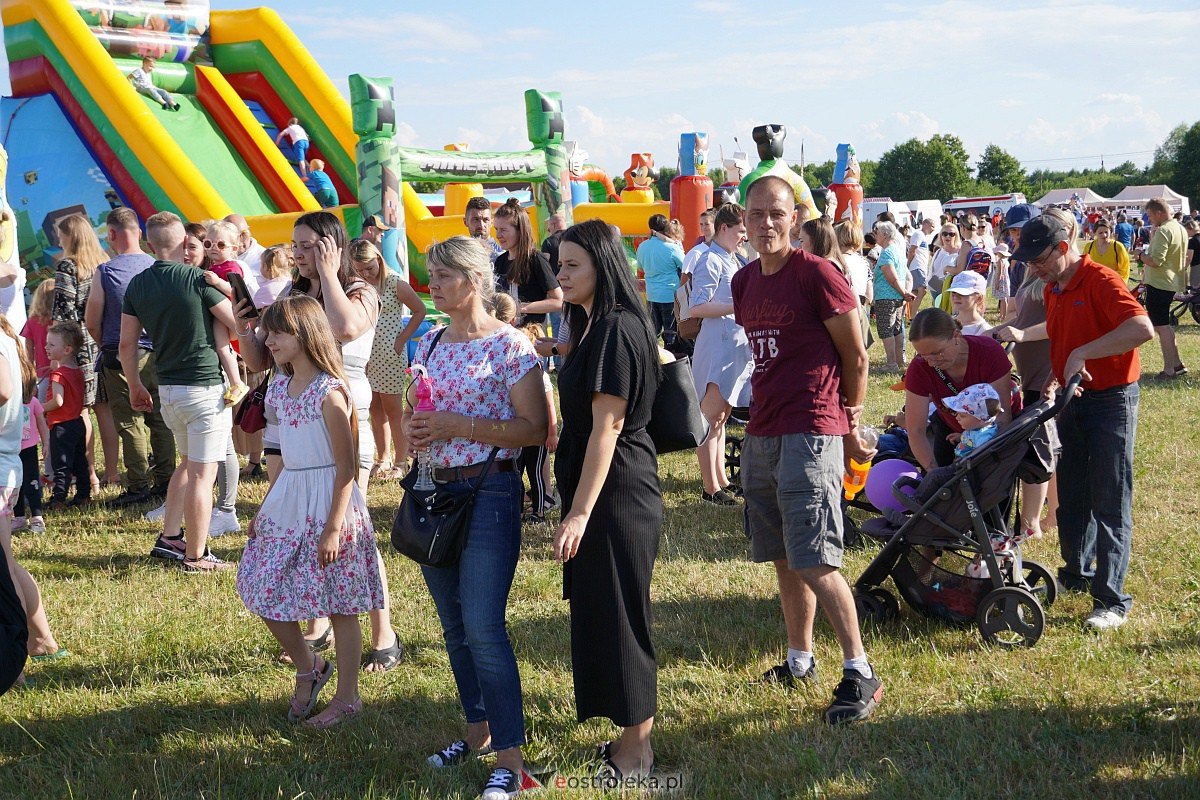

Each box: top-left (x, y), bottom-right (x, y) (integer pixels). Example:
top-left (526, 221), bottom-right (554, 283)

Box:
top-left (906, 199), bottom-right (943, 225)
top-left (942, 193), bottom-right (1028, 221)
top-left (861, 198), bottom-right (913, 228)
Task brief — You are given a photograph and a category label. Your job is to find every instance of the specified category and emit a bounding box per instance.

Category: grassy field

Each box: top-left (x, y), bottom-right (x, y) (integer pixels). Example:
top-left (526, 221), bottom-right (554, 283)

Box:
top-left (4, 310), bottom-right (1200, 799)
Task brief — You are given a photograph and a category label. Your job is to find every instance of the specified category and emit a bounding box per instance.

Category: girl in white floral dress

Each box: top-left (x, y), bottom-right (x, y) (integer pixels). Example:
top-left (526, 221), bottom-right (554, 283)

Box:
top-left (236, 296), bottom-right (385, 729)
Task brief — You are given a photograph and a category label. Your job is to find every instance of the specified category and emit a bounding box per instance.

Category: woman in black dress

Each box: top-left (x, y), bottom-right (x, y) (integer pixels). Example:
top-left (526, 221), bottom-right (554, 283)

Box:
top-left (553, 219), bottom-right (662, 780)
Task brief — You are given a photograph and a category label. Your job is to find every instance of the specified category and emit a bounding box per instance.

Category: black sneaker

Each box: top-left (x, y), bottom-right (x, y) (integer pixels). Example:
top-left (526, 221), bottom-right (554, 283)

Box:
top-left (824, 669), bottom-right (884, 724)
top-left (701, 489), bottom-right (739, 506)
top-left (108, 488), bottom-right (151, 508)
top-left (760, 660), bottom-right (818, 687)
top-left (150, 483), bottom-right (170, 498)
top-left (426, 739), bottom-right (493, 769)
top-left (150, 533), bottom-right (186, 562)
top-left (479, 767), bottom-right (542, 799)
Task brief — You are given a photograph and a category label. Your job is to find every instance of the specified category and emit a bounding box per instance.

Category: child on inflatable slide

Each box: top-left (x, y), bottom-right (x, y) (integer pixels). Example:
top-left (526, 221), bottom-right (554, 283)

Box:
top-left (127, 57), bottom-right (179, 111)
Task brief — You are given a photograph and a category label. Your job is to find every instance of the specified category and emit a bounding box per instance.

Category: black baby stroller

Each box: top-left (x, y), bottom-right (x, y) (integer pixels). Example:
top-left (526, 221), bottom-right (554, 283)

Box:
top-left (850, 375), bottom-right (1080, 648)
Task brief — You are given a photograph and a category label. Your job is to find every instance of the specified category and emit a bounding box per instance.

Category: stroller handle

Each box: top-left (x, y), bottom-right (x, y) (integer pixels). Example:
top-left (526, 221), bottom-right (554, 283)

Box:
top-left (1049, 373), bottom-right (1085, 416)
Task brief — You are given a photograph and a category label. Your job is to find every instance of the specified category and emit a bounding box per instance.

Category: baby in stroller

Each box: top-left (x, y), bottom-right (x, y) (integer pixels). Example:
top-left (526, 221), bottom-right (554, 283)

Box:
top-left (884, 382), bottom-right (1024, 577)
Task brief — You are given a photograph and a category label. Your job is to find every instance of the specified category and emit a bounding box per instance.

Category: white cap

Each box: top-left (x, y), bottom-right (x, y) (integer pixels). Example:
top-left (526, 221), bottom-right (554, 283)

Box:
top-left (948, 271), bottom-right (987, 295)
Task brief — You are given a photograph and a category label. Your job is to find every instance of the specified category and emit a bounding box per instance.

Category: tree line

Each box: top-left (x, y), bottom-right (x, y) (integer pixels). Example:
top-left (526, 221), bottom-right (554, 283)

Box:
top-left (460, 120), bottom-right (1200, 209)
top-left (797, 122), bottom-right (1200, 205)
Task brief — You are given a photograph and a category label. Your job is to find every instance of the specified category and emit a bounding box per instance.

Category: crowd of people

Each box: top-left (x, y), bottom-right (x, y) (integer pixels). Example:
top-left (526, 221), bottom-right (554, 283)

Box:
top-left (0, 177), bottom-right (1188, 798)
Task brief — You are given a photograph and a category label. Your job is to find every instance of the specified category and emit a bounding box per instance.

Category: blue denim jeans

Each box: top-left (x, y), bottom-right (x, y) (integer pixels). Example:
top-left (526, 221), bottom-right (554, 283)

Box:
top-left (421, 470), bottom-right (525, 750)
top-left (1055, 382), bottom-right (1139, 615)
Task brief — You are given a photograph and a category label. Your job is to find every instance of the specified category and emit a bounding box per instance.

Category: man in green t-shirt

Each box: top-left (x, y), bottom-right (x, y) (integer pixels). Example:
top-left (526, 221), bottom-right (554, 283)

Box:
top-left (1139, 197), bottom-right (1188, 378)
top-left (120, 211), bottom-right (239, 572)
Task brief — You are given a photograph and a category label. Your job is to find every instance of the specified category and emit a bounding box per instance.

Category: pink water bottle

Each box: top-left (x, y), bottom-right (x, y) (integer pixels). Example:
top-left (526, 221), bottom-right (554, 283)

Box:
top-left (409, 365), bottom-right (436, 490)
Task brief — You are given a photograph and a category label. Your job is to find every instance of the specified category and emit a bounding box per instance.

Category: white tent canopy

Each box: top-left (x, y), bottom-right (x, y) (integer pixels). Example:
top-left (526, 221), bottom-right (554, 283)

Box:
top-left (1104, 185), bottom-right (1190, 215)
top-left (1034, 187), bottom-right (1109, 207)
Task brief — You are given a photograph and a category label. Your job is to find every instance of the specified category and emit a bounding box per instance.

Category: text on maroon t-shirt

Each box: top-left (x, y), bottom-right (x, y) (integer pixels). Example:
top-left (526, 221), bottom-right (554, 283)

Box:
top-left (731, 249), bottom-right (858, 437)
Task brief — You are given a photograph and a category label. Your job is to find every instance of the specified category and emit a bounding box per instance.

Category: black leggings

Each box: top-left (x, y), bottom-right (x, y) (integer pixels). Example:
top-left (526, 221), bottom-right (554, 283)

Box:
top-left (13, 446), bottom-right (42, 518)
top-left (49, 417), bottom-right (89, 502)
top-left (519, 444), bottom-right (548, 516)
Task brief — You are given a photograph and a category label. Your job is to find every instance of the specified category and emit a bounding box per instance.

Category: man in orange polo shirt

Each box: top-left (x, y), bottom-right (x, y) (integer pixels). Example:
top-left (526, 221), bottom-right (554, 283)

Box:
top-left (1013, 215), bottom-right (1153, 631)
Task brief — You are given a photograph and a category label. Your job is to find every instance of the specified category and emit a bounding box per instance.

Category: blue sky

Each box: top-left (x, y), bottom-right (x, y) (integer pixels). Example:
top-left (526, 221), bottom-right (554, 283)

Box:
top-left (5, 1), bottom-right (1200, 180)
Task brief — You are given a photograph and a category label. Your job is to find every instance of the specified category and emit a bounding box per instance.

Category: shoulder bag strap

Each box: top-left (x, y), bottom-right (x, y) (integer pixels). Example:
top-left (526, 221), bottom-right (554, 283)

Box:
top-left (407, 326), bottom-right (449, 408)
top-left (426, 326), bottom-right (449, 357)
top-left (467, 447), bottom-right (502, 497)
top-left (931, 364), bottom-right (960, 396)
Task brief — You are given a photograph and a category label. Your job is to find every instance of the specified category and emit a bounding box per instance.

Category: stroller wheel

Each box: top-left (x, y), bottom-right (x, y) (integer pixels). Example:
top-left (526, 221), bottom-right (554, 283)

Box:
top-left (854, 591), bottom-right (888, 627)
top-left (725, 436), bottom-right (743, 485)
top-left (976, 587), bottom-right (1044, 648)
top-left (1008, 559), bottom-right (1057, 608)
top-left (866, 587), bottom-right (900, 621)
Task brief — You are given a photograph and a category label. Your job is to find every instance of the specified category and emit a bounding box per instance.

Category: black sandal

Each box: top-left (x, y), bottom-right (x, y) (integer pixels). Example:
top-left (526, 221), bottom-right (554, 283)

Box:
top-left (362, 629), bottom-right (405, 673)
top-left (277, 624), bottom-right (333, 665)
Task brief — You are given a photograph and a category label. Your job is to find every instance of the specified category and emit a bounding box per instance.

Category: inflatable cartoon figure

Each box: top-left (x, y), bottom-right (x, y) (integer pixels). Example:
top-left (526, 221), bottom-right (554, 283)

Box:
top-left (671, 133), bottom-right (714, 250)
top-left (566, 142), bottom-right (619, 205)
top-left (622, 154), bottom-right (656, 203)
top-left (525, 89), bottom-right (572, 235)
top-left (679, 132), bottom-right (708, 177)
top-left (350, 74), bottom-right (407, 274)
top-left (736, 125), bottom-right (818, 218)
top-left (828, 142), bottom-right (864, 232)
top-left (714, 150), bottom-right (748, 208)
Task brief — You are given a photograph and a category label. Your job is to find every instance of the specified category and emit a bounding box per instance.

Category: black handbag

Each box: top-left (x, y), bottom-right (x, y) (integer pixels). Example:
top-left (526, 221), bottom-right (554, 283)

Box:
top-left (391, 446), bottom-right (500, 568)
top-left (646, 356), bottom-right (708, 454)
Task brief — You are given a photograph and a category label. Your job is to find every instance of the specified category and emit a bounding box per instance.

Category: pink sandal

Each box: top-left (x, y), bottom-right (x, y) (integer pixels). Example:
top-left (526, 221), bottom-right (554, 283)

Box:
top-left (303, 695), bottom-right (362, 729)
top-left (287, 654), bottom-right (333, 722)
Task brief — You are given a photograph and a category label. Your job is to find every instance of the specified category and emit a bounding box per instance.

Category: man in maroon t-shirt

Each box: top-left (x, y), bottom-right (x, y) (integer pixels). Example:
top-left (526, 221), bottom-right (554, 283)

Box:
top-left (731, 175), bottom-right (882, 724)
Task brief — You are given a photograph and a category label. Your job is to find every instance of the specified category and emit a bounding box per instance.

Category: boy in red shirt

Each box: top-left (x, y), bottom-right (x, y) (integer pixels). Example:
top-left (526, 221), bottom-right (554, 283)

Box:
top-left (43, 321), bottom-right (90, 508)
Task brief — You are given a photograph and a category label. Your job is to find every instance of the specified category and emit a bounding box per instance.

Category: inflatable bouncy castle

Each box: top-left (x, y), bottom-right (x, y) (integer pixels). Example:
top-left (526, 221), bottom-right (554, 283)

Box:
top-left (1, 0), bottom-right (343, 266)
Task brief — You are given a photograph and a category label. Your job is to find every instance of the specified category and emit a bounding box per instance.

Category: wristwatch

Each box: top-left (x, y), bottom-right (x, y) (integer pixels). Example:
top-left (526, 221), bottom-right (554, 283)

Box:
top-left (550, 344), bottom-right (560, 356)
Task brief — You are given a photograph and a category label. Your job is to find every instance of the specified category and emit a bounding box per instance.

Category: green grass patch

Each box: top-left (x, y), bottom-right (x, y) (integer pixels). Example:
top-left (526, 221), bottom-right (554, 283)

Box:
top-left (4, 319), bottom-right (1200, 798)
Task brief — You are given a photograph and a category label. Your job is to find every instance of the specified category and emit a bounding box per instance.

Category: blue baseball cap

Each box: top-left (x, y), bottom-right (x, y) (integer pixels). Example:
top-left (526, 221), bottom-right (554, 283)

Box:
top-left (1003, 203), bottom-right (1040, 230)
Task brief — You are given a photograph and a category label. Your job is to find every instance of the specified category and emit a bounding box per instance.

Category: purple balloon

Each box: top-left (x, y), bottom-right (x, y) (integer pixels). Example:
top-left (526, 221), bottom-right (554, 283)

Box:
top-left (864, 459), bottom-right (920, 512)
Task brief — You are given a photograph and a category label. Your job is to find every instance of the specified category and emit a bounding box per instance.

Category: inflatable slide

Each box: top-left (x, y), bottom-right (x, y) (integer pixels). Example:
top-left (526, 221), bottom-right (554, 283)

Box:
top-left (0, 0), bottom-right (359, 267)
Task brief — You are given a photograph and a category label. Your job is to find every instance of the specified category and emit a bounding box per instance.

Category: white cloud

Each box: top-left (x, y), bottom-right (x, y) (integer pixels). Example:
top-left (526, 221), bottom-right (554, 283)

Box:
top-left (1090, 93), bottom-right (1141, 106)
top-left (390, 122), bottom-right (420, 148)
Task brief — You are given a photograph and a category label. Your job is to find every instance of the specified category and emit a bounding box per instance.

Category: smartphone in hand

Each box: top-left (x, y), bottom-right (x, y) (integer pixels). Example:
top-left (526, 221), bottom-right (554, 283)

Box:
top-left (227, 272), bottom-right (259, 318)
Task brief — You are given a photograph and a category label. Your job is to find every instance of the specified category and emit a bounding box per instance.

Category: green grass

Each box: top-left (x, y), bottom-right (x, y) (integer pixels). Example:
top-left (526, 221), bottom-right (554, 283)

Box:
top-left (4, 317), bottom-right (1200, 799)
